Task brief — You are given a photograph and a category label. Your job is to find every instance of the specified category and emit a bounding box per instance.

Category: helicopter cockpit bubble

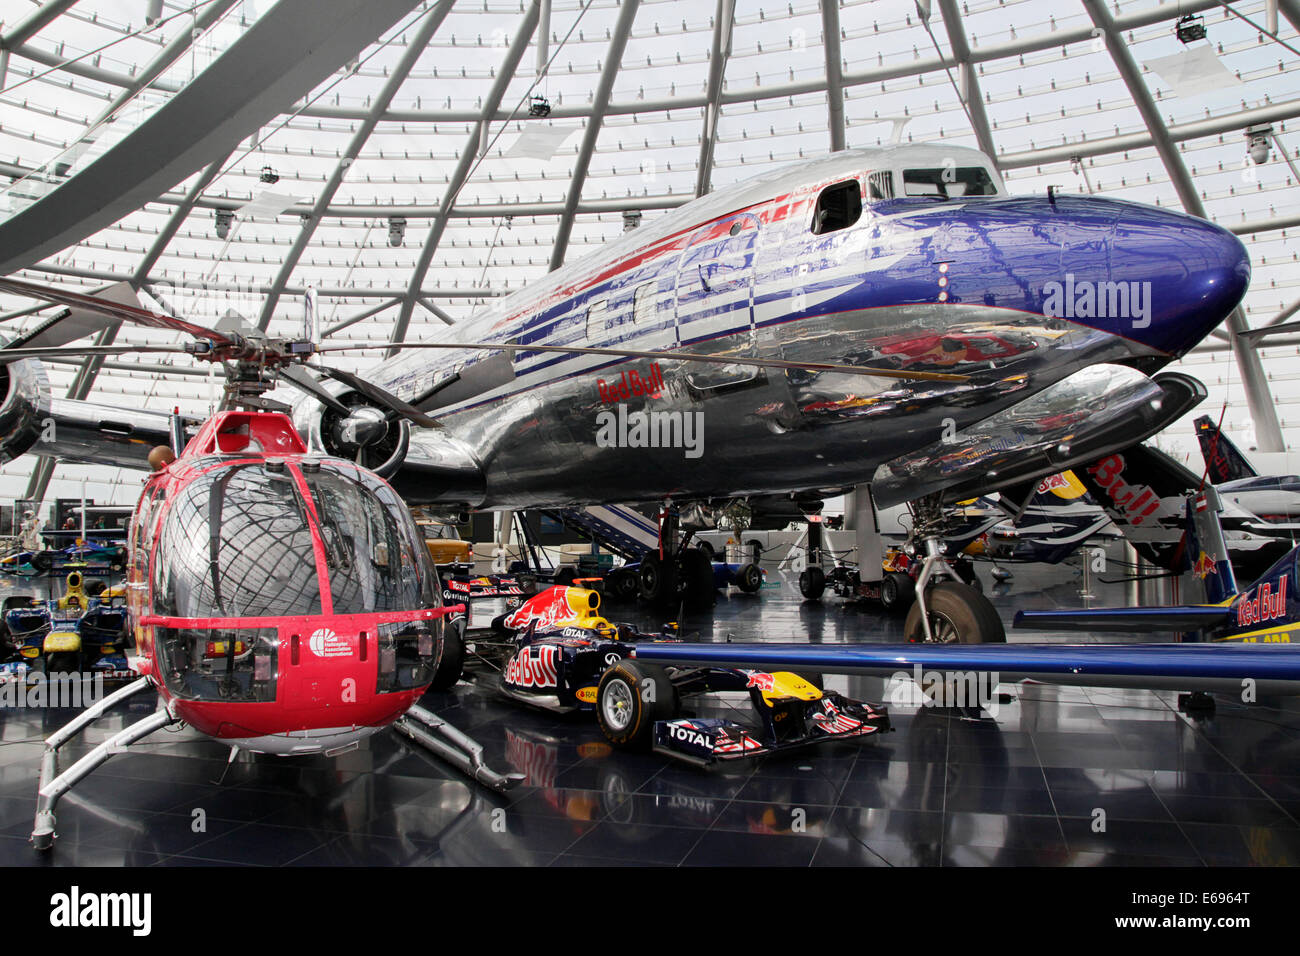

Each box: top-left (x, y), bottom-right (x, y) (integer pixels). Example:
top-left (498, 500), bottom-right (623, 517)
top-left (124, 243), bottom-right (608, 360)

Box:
top-left (147, 454), bottom-right (443, 702)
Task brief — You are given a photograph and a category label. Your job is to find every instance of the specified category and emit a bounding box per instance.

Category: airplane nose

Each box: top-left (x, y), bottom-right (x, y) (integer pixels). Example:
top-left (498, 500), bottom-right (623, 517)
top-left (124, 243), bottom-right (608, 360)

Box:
top-left (1107, 204), bottom-right (1250, 358)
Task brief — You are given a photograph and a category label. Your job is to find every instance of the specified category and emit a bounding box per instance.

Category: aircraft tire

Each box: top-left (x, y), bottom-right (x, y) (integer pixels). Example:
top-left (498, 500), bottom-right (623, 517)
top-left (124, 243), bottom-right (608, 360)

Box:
top-left (798, 567), bottom-right (826, 600)
top-left (904, 581), bottom-right (1006, 645)
top-left (596, 659), bottom-right (678, 751)
top-left (680, 549), bottom-right (715, 612)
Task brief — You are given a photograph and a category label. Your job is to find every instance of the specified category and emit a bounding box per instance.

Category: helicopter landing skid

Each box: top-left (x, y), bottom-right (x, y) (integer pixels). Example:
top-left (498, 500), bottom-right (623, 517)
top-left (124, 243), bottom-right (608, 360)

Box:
top-left (392, 704), bottom-right (525, 793)
top-left (32, 676), bottom-right (178, 851)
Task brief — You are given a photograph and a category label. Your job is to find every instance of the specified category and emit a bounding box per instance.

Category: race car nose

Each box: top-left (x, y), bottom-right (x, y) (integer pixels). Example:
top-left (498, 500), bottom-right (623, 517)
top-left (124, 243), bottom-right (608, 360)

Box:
top-left (1106, 204), bottom-right (1250, 358)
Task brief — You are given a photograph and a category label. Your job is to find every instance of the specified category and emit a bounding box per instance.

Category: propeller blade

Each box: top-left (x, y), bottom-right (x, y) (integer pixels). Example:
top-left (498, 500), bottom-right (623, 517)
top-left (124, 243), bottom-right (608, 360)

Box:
top-left (311, 363), bottom-right (442, 429)
top-left (0, 276), bottom-right (240, 348)
top-left (318, 340), bottom-right (970, 384)
top-left (274, 364), bottom-right (353, 417)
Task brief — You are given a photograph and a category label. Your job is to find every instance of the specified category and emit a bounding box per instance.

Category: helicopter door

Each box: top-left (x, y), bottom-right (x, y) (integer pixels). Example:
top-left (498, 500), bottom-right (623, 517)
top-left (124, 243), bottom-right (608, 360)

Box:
top-left (674, 212), bottom-right (762, 391)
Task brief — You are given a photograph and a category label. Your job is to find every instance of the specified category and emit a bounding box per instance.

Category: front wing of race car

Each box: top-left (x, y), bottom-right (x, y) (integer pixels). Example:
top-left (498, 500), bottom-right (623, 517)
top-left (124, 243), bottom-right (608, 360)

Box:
top-left (652, 693), bottom-right (890, 766)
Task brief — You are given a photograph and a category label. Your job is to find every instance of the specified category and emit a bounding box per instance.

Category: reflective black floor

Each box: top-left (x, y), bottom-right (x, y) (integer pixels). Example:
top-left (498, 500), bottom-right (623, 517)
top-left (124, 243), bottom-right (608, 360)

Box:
top-left (3, 565), bottom-right (1300, 866)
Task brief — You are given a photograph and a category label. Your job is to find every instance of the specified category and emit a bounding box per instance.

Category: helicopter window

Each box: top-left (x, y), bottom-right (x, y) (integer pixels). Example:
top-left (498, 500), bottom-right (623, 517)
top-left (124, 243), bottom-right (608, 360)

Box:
top-left (812, 180), bottom-right (862, 234)
top-left (867, 171), bottom-right (894, 201)
top-left (302, 464), bottom-right (437, 615)
top-left (155, 626), bottom-right (278, 702)
top-left (152, 464), bottom-right (323, 618)
top-left (901, 166), bottom-right (999, 199)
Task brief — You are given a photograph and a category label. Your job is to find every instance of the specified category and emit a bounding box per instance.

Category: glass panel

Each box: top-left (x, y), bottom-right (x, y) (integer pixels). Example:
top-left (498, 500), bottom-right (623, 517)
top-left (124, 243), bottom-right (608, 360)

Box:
top-left (901, 166), bottom-right (1000, 199)
top-left (303, 463), bottom-right (437, 614)
top-left (152, 463), bottom-right (323, 618)
top-left (155, 626), bottom-right (278, 702)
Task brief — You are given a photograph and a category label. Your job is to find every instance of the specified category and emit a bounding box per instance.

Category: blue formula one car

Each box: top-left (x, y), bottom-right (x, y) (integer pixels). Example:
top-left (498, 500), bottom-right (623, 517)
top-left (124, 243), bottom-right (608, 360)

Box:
top-left (469, 585), bottom-right (889, 765)
top-left (0, 572), bottom-right (132, 681)
top-left (0, 541), bottom-right (127, 577)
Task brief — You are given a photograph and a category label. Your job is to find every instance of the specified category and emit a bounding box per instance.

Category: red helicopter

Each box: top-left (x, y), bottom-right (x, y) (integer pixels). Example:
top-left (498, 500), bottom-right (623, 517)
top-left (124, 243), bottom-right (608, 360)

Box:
top-left (0, 277), bottom-right (524, 850)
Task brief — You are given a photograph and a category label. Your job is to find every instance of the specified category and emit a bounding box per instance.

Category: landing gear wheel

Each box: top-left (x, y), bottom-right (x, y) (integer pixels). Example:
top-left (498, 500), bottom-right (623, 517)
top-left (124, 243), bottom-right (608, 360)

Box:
top-left (596, 660), bottom-right (679, 751)
top-left (880, 571), bottom-right (915, 613)
top-left (680, 548), bottom-right (715, 612)
top-left (638, 553), bottom-right (674, 605)
top-left (735, 563), bottom-right (762, 593)
top-left (904, 580), bottom-right (1005, 645)
top-left (798, 566), bottom-right (826, 600)
top-left (428, 622), bottom-right (466, 691)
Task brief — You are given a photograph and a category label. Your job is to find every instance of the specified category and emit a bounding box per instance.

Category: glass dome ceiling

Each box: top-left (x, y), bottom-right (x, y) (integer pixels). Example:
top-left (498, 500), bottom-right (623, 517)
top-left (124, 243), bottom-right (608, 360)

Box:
top-left (0, 0), bottom-right (1297, 506)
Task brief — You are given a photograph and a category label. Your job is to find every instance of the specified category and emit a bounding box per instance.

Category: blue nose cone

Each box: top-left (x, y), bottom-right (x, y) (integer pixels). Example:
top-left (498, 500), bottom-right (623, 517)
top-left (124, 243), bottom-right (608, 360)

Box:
top-left (1108, 202), bottom-right (1250, 358)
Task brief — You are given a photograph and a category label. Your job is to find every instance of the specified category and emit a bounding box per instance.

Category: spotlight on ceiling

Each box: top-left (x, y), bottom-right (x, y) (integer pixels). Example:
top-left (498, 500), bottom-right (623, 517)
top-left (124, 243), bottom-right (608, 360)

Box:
top-left (388, 216), bottom-right (407, 248)
top-left (1246, 125), bottom-right (1274, 165)
top-left (215, 209), bottom-right (233, 240)
top-left (622, 210), bottom-right (642, 232)
top-left (1175, 14), bottom-right (1206, 44)
top-left (528, 95), bottom-right (552, 118)
top-left (259, 166), bottom-right (280, 185)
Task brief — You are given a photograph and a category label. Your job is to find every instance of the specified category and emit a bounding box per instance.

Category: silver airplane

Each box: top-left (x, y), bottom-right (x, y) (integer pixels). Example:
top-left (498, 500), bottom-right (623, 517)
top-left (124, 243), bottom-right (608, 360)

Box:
top-left (0, 143), bottom-right (1250, 638)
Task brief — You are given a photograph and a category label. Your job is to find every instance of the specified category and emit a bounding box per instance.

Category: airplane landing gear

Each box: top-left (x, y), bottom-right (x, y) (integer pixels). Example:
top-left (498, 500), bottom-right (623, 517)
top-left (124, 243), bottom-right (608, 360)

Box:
top-left (906, 495), bottom-right (1006, 645)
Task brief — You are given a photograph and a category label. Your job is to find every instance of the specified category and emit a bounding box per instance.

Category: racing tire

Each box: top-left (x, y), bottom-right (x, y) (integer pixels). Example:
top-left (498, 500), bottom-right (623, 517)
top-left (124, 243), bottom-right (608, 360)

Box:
top-left (596, 659), bottom-right (678, 752)
top-left (638, 553), bottom-right (674, 605)
top-left (30, 552), bottom-right (51, 572)
top-left (46, 652), bottom-right (80, 676)
top-left (428, 623), bottom-right (466, 691)
top-left (490, 613), bottom-right (510, 635)
top-left (110, 548), bottom-right (126, 573)
top-left (85, 579), bottom-right (107, 597)
top-left (798, 566), bottom-right (826, 601)
top-left (553, 567), bottom-right (577, 587)
top-left (697, 541), bottom-right (715, 562)
top-left (903, 580), bottom-right (1006, 645)
top-left (679, 548), bottom-right (715, 612)
top-left (735, 563), bottom-right (763, 593)
top-left (609, 569), bottom-right (639, 602)
top-left (880, 571), bottom-right (915, 613)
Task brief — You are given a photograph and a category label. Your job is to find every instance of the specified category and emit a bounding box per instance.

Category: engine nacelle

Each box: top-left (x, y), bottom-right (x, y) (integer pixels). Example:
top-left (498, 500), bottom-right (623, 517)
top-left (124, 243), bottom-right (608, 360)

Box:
top-left (0, 358), bottom-right (52, 464)
top-left (293, 384), bottom-right (410, 479)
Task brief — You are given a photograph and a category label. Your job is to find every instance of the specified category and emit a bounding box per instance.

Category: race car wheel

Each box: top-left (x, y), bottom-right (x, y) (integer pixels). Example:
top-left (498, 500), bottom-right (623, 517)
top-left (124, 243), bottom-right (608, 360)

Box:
top-left (638, 553), bottom-right (673, 604)
top-left (679, 548), bottom-right (715, 612)
top-left (30, 552), bottom-right (51, 572)
top-left (46, 652), bottom-right (80, 675)
top-left (110, 548), bottom-right (126, 573)
top-left (596, 660), bottom-right (678, 751)
top-left (428, 622), bottom-right (466, 691)
top-left (798, 566), bottom-right (826, 601)
top-left (903, 581), bottom-right (1006, 645)
top-left (609, 569), bottom-right (639, 602)
top-left (880, 571), bottom-right (915, 613)
top-left (554, 567), bottom-right (577, 586)
top-left (735, 563), bottom-right (763, 593)
top-left (697, 541), bottom-right (715, 562)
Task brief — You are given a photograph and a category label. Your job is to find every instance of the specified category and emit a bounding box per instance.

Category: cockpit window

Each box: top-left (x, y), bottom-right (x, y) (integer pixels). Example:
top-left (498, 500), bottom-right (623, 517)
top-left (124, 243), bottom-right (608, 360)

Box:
top-left (152, 464), bottom-right (322, 619)
top-left (812, 180), bottom-right (862, 234)
top-left (902, 166), bottom-right (999, 199)
top-left (302, 463), bottom-right (436, 614)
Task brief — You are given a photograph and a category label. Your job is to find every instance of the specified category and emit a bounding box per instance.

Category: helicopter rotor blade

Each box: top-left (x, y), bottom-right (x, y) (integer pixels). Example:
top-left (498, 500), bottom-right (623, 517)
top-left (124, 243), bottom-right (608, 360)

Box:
top-left (318, 340), bottom-right (970, 384)
top-left (0, 276), bottom-right (240, 348)
top-left (273, 364), bottom-right (353, 418)
top-left (0, 344), bottom-right (190, 366)
top-left (310, 363), bottom-right (442, 429)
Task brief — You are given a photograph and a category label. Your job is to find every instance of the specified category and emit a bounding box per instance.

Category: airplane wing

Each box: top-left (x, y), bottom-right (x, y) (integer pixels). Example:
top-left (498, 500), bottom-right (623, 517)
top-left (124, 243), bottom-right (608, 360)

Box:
top-left (630, 640), bottom-right (1300, 695)
top-left (1012, 606), bottom-right (1233, 632)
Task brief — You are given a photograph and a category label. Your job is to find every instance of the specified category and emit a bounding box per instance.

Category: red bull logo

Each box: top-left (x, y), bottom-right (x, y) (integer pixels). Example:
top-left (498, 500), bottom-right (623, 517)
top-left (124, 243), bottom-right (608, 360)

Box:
top-left (503, 586), bottom-right (589, 631)
top-left (745, 672), bottom-right (775, 691)
top-left (1237, 575), bottom-right (1288, 628)
top-left (1192, 551), bottom-right (1217, 580)
top-left (597, 363), bottom-right (665, 404)
top-left (1086, 454), bottom-right (1162, 526)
